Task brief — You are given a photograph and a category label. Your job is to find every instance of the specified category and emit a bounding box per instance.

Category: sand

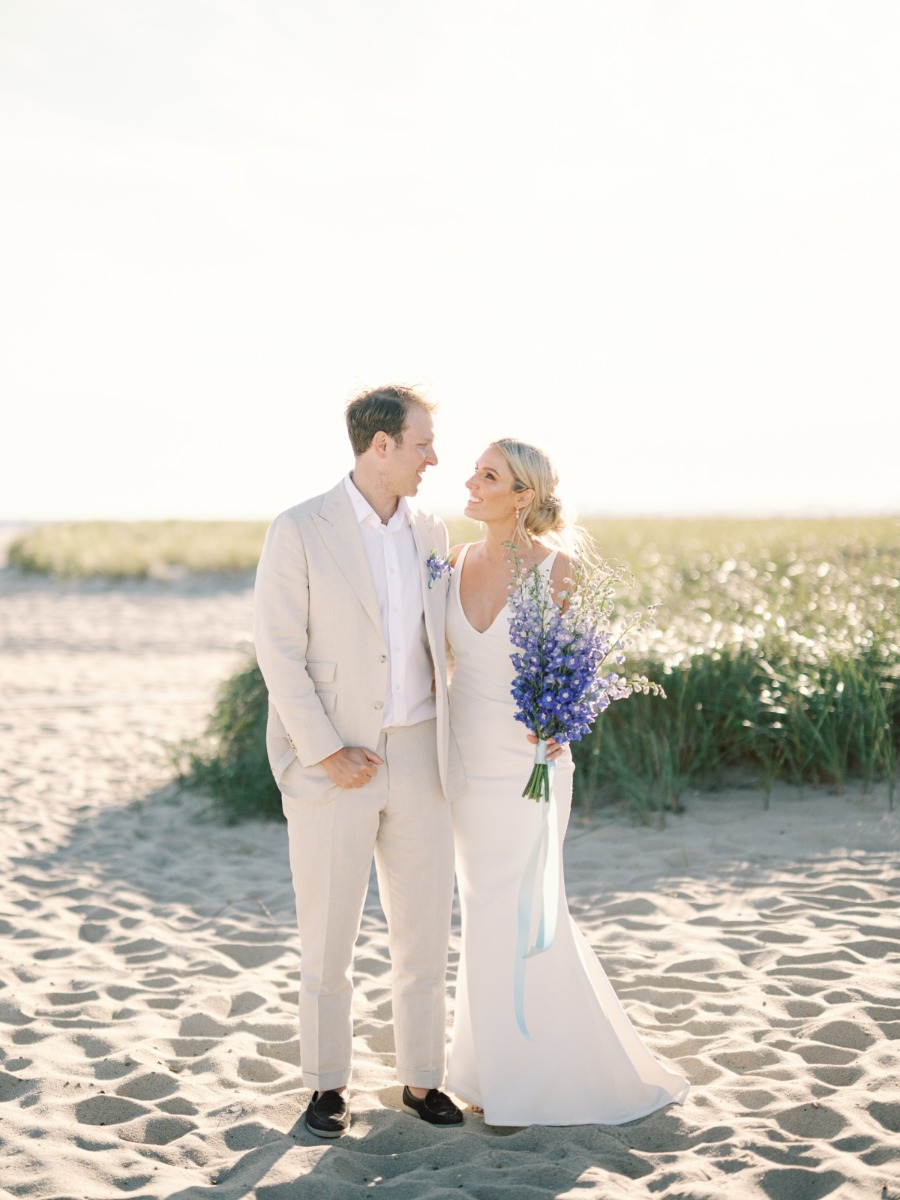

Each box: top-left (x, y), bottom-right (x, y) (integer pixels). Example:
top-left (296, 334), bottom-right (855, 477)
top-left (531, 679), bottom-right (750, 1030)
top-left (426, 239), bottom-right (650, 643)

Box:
top-left (1, 558), bottom-right (899, 1199)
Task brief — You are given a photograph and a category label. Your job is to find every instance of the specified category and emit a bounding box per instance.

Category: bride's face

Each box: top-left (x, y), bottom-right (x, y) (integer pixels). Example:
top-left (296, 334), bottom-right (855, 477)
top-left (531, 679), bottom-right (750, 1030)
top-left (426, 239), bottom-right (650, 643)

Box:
top-left (465, 446), bottom-right (525, 524)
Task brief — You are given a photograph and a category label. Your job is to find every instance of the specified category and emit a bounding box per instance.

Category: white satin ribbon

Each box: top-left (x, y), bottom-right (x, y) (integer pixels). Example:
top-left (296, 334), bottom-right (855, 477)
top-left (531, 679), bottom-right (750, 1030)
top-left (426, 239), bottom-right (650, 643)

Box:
top-left (514, 742), bottom-right (559, 1040)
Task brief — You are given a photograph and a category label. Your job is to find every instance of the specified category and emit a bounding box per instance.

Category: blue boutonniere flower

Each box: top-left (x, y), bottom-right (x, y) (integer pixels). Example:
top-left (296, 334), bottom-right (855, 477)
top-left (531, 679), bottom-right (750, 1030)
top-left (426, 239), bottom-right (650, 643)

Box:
top-left (425, 550), bottom-right (451, 588)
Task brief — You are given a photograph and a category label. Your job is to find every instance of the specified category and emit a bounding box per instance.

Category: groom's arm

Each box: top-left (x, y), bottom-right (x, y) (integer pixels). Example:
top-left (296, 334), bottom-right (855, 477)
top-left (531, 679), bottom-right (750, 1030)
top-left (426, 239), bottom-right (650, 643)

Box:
top-left (254, 508), bottom-right (345, 769)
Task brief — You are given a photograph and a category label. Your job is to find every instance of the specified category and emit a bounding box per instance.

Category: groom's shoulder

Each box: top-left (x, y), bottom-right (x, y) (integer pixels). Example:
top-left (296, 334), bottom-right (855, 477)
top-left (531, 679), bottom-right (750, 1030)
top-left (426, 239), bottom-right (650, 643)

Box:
top-left (273, 482), bottom-right (347, 526)
top-left (408, 502), bottom-right (446, 534)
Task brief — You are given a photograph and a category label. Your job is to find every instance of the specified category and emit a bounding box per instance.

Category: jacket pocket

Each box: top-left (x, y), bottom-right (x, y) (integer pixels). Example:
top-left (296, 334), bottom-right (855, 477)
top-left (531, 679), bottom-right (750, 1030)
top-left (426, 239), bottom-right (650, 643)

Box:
top-left (272, 745), bottom-right (297, 786)
top-left (308, 661), bottom-right (336, 683)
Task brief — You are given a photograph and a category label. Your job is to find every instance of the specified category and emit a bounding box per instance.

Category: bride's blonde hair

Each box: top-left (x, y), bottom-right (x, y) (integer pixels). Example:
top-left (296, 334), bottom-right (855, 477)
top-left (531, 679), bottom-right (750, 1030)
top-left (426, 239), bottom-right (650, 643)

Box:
top-left (492, 438), bottom-right (597, 564)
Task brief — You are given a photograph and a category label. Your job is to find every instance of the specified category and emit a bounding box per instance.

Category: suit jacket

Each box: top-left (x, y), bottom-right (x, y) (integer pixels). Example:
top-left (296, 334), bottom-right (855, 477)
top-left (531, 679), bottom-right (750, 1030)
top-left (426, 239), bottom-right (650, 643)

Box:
top-left (254, 481), bottom-right (465, 804)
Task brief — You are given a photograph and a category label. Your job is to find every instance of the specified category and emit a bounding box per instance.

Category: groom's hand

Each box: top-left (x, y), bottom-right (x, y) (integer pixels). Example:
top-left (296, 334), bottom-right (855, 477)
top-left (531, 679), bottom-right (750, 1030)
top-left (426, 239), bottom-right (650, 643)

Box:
top-left (320, 747), bottom-right (384, 788)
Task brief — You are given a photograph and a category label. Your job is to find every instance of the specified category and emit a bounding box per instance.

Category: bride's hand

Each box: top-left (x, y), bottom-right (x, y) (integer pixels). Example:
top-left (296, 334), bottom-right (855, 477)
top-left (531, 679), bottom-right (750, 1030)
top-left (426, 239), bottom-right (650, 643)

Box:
top-left (526, 733), bottom-right (566, 760)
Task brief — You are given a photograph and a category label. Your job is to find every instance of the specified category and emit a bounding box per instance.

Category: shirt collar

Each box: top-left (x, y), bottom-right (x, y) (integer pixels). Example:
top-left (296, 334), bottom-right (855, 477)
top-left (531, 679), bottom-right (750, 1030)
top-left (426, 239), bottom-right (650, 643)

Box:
top-left (344, 474), bottom-right (411, 531)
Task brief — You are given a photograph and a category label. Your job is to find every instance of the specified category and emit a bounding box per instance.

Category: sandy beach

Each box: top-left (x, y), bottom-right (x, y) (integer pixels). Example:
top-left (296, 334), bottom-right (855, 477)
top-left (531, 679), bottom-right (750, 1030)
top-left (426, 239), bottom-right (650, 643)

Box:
top-left (1, 558), bottom-right (899, 1200)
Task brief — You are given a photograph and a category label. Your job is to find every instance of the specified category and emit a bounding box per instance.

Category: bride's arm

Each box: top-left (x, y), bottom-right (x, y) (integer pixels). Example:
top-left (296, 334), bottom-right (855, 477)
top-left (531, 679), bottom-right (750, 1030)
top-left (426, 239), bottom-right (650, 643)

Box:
top-left (549, 551), bottom-right (578, 610)
top-left (445, 545), bottom-right (465, 681)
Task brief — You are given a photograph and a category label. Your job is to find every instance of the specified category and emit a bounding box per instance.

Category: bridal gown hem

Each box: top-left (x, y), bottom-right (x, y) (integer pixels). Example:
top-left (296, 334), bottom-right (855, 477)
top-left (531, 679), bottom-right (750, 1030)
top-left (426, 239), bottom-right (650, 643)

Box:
top-left (446, 544), bottom-right (689, 1127)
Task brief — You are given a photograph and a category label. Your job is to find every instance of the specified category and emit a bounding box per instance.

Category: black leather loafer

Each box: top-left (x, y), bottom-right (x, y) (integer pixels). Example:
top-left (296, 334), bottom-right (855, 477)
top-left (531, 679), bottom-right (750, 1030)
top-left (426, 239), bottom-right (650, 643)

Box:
top-left (305, 1089), bottom-right (350, 1138)
top-left (401, 1086), bottom-right (464, 1126)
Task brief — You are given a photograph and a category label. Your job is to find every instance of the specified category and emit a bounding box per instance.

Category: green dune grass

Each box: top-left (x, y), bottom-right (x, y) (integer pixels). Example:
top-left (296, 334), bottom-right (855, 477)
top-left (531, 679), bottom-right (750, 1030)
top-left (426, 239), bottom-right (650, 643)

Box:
top-left (7, 520), bottom-right (267, 578)
top-left (158, 514), bottom-right (899, 821)
top-left (9, 516), bottom-right (897, 817)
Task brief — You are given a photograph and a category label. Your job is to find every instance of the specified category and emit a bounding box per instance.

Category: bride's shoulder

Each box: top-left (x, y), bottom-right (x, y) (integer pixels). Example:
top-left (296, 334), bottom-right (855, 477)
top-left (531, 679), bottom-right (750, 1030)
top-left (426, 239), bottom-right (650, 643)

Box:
top-left (547, 549), bottom-right (579, 594)
top-left (449, 542), bottom-right (475, 567)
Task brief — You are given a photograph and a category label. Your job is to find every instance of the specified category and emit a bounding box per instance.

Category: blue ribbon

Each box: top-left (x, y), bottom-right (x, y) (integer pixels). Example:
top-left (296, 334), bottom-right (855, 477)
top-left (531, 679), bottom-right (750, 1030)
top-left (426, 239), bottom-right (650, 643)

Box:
top-left (514, 742), bottom-right (559, 1039)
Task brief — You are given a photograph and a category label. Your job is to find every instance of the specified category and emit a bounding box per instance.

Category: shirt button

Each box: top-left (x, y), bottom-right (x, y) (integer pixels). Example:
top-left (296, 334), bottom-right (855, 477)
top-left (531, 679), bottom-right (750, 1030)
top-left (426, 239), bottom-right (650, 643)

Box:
top-left (374, 701), bottom-right (384, 710)
top-left (380, 655), bottom-right (388, 663)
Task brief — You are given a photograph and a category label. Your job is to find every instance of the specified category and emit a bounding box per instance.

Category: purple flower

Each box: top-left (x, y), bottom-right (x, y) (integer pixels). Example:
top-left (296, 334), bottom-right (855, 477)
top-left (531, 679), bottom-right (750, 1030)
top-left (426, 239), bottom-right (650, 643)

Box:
top-left (507, 555), bottom-right (662, 800)
top-left (426, 550), bottom-right (451, 589)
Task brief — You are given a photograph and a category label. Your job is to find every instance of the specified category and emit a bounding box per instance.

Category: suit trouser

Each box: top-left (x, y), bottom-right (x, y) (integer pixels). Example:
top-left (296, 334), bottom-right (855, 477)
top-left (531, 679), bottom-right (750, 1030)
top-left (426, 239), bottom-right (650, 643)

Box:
top-left (283, 719), bottom-right (455, 1092)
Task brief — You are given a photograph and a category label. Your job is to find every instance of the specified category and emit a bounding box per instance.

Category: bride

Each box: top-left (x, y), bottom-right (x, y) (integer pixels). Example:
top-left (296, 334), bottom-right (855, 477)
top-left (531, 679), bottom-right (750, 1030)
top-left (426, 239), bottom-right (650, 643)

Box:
top-left (445, 437), bottom-right (689, 1126)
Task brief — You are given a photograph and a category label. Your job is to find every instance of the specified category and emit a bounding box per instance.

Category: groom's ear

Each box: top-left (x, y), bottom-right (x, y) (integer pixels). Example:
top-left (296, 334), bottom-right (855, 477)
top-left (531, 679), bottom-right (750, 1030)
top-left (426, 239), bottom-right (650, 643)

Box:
top-left (371, 431), bottom-right (391, 458)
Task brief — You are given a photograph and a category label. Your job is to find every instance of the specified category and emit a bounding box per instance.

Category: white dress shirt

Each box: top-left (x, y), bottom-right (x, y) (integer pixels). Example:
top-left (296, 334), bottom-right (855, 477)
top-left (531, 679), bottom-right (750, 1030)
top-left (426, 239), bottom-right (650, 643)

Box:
top-left (344, 475), bottom-right (436, 729)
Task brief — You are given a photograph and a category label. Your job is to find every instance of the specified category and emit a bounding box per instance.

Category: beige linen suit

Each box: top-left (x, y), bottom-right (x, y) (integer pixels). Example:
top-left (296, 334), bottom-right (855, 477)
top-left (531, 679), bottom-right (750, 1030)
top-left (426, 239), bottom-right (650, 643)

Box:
top-left (254, 481), bottom-right (464, 1092)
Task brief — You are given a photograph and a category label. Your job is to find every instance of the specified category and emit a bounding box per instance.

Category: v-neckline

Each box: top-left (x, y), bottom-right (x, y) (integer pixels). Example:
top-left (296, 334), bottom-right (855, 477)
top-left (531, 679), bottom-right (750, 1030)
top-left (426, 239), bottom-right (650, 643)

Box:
top-left (455, 543), bottom-right (556, 636)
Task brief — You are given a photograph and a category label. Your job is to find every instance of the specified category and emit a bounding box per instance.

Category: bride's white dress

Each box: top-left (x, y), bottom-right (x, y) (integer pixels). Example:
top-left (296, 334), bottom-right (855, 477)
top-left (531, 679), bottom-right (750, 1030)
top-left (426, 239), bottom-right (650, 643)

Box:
top-left (446, 544), bottom-right (689, 1126)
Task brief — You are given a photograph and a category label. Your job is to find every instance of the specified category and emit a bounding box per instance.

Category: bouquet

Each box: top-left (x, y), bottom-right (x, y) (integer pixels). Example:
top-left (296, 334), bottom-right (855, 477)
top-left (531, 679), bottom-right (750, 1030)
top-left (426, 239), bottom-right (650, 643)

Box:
top-left (508, 548), bottom-right (662, 1037)
top-left (508, 551), bottom-right (662, 800)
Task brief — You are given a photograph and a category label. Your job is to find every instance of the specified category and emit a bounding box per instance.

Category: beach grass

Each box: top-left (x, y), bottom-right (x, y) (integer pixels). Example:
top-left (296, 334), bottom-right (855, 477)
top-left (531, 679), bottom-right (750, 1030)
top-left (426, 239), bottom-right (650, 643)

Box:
top-left (164, 514), bottom-right (899, 821)
top-left (7, 520), bottom-right (267, 578)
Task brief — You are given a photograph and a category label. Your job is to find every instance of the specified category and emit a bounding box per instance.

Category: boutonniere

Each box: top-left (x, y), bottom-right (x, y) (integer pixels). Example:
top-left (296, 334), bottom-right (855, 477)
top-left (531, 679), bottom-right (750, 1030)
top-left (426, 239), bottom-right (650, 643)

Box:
top-left (425, 549), bottom-right (451, 589)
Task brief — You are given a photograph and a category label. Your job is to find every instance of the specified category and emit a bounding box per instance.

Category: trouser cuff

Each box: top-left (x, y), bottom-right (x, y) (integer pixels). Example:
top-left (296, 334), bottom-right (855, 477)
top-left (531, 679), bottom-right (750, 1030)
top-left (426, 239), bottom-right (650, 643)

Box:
top-left (303, 1068), bottom-right (351, 1093)
top-left (398, 1067), bottom-right (445, 1089)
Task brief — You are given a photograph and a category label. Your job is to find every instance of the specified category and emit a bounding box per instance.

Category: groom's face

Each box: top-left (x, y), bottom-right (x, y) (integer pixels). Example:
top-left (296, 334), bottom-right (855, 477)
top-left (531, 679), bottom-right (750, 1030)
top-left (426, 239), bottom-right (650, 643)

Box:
top-left (386, 408), bottom-right (438, 497)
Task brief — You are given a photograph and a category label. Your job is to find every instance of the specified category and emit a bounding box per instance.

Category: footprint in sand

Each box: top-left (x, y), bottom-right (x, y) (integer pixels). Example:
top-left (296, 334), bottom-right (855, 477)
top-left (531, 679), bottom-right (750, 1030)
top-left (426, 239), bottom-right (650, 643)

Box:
top-left (781, 998), bottom-right (824, 1018)
top-left (11, 1028), bottom-right (45, 1047)
top-left (0, 1071), bottom-right (38, 1103)
top-left (796, 1043), bottom-right (855, 1065)
top-left (236, 1056), bottom-right (284, 1083)
top-left (178, 1013), bottom-right (230, 1039)
top-left (759, 1166), bottom-right (845, 1200)
top-left (79, 923), bottom-right (109, 943)
top-left (239, 1020), bottom-right (297, 1042)
top-left (74, 1095), bottom-right (149, 1126)
top-left (228, 990), bottom-right (267, 1018)
top-left (223, 1121), bottom-right (283, 1151)
top-left (213, 942), bottom-right (287, 968)
top-left (867, 1099), bottom-right (900, 1135)
top-left (94, 1058), bottom-right (139, 1081)
top-left (164, 1037), bottom-right (218, 1059)
top-left (113, 937), bottom-right (169, 963)
top-left (117, 1114), bottom-right (198, 1145)
top-left (145, 994), bottom-right (181, 1010)
top-left (256, 1039), bottom-right (299, 1065)
top-left (811, 1064), bottom-right (864, 1087)
top-left (713, 1048), bottom-right (782, 1073)
top-left (0, 999), bottom-right (34, 1028)
top-left (74, 1034), bottom-right (113, 1060)
top-left (810, 1018), bottom-right (876, 1051)
top-left (735, 1087), bottom-right (777, 1111)
top-left (116, 1072), bottom-right (177, 1102)
top-left (157, 1097), bottom-right (198, 1115)
top-left (776, 1101), bottom-right (846, 1139)
top-left (359, 1024), bottom-right (396, 1054)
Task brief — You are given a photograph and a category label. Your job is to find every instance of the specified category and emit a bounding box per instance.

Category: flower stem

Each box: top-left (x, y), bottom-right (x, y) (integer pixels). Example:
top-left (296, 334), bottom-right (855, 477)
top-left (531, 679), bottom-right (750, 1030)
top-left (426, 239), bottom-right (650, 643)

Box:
top-left (522, 760), bottom-right (549, 801)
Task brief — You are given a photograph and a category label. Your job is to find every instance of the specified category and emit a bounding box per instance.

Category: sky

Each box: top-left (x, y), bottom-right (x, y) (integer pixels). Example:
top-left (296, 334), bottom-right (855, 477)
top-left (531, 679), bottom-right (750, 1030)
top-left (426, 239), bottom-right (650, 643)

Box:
top-left (2, 0), bottom-right (898, 523)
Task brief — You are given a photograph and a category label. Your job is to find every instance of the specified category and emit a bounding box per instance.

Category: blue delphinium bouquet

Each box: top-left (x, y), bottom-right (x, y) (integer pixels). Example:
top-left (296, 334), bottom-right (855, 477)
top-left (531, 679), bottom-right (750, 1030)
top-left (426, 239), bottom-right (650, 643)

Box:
top-left (508, 553), bottom-right (661, 800)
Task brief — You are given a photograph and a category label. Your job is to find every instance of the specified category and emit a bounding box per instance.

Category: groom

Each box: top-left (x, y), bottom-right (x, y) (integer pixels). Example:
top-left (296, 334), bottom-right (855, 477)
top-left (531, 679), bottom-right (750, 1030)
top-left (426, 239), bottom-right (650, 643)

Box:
top-left (254, 384), bottom-right (465, 1138)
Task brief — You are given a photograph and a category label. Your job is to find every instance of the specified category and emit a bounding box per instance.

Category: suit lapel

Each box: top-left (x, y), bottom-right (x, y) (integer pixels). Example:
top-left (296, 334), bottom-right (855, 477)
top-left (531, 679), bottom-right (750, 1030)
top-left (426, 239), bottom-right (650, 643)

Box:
top-left (312, 483), bottom-right (384, 636)
top-left (409, 509), bottom-right (442, 652)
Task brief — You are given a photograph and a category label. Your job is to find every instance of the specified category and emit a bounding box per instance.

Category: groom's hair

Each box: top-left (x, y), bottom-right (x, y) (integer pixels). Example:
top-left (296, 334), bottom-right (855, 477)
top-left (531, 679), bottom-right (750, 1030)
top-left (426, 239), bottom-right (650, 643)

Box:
top-left (345, 385), bottom-right (435, 457)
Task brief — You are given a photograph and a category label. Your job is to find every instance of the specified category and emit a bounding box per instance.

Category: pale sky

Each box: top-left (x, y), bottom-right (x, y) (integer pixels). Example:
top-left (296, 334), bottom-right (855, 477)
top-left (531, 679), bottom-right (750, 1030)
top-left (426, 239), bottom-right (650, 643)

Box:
top-left (2, 0), bottom-right (898, 522)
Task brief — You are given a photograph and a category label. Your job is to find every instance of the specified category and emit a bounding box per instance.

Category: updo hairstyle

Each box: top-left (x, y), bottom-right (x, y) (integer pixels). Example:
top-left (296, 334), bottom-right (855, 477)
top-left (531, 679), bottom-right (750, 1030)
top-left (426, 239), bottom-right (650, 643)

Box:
top-left (492, 438), bottom-right (565, 539)
top-left (492, 437), bottom-right (595, 563)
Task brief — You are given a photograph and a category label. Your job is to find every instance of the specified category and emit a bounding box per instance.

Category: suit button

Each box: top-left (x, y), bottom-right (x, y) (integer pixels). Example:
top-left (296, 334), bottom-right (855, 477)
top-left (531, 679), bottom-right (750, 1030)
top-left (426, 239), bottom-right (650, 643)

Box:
top-left (374, 701), bottom-right (383, 710)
